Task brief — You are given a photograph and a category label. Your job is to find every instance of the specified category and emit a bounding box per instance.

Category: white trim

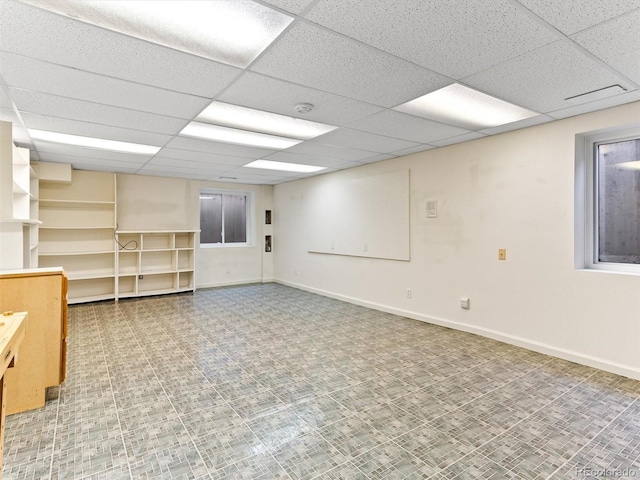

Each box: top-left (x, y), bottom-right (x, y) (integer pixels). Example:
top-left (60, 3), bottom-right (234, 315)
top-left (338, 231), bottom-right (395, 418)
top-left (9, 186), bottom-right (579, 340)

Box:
top-left (199, 188), bottom-right (254, 246)
top-left (199, 243), bottom-right (253, 249)
top-left (275, 278), bottom-right (640, 381)
top-left (196, 278), bottom-right (264, 289)
top-left (575, 124), bottom-right (640, 275)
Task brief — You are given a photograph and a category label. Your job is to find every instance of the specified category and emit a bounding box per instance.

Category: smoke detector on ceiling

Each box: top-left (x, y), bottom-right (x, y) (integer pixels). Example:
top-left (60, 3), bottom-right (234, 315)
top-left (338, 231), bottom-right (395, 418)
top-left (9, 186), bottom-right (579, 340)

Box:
top-left (294, 103), bottom-right (314, 114)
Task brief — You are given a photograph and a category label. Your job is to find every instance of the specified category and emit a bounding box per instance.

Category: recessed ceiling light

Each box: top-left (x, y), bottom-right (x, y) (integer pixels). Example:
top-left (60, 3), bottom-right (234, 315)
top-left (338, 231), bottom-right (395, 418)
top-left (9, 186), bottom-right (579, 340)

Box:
top-left (22, 0), bottom-right (293, 68)
top-left (244, 159), bottom-right (326, 173)
top-left (395, 83), bottom-right (538, 130)
top-left (197, 102), bottom-right (337, 140)
top-left (28, 129), bottom-right (160, 155)
top-left (180, 123), bottom-right (302, 150)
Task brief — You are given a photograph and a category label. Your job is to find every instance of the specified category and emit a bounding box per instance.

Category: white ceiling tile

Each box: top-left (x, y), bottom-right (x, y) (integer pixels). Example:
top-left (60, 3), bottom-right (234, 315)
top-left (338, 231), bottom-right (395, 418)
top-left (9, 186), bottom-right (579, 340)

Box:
top-left (0, 53), bottom-right (210, 118)
top-left (0, 88), bottom-right (14, 109)
top-left (136, 168), bottom-right (208, 180)
top-left (251, 22), bottom-right (450, 107)
top-left (153, 149), bottom-right (253, 167)
top-left (69, 164), bottom-right (140, 174)
top-left (36, 152), bottom-right (147, 170)
top-left (165, 137), bottom-right (275, 159)
top-left (9, 89), bottom-right (187, 135)
top-left (352, 153), bottom-right (396, 164)
top-left (547, 90), bottom-right (640, 120)
top-left (262, 151), bottom-right (359, 169)
top-left (347, 110), bottom-right (470, 144)
top-left (2, 0), bottom-right (638, 185)
top-left (429, 132), bottom-right (487, 147)
top-left (1, 1), bottom-right (240, 97)
top-left (463, 40), bottom-right (630, 113)
top-left (571, 9), bottom-right (640, 85)
top-left (516, 0), bottom-right (640, 35)
top-left (217, 72), bottom-right (383, 126)
top-left (261, 0), bottom-right (316, 15)
top-left (390, 145), bottom-right (435, 157)
top-left (21, 113), bottom-right (171, 147)
top-left (283, 141), bottom-right (381, 161)
top-left (33, 141), bottom-right (153, 163)
top-left (305, 0), bottom-right (559, 79)
top-left (478, 114), bottom-right (555, 135)
top-left (222, 166), bottom-right (303, 179)
top-left (205, 174), bottom-right (279, 184)
top-left (310, 127), bottom-right (420, 153)
top-left (0, 108), bottom-right (20, 125)
top-left (139, 162), bottom-right (226, 175)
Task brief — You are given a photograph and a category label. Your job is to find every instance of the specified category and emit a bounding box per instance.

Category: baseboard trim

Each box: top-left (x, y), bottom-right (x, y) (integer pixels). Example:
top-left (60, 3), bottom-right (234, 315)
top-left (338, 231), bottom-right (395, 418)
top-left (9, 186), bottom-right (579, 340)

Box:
top-left (275, 279), bottom-right (640, 381)
top-left (197, 278), bottom-right (265, 289)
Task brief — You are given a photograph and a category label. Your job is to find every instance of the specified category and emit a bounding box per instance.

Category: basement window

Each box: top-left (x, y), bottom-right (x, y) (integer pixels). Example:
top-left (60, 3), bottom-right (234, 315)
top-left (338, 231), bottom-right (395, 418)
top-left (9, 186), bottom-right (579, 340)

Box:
top-left (200, 190), bottom-right (252, 246)
top-left (576, 126), bottom-right (640, 273)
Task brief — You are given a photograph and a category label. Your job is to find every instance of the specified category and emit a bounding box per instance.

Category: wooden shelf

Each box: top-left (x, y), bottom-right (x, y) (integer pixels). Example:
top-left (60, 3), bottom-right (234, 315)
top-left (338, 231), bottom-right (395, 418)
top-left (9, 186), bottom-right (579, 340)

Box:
top-left (65, 272), bottom-right (116, 281)
top-left (39, 226), bottom-right (115, 230)
top-left (115, 230), bottom-right (196, 300)
top-left (39, 250), bottom-right (114, 256)
top-left (38, 170), bottom-right (117, 302)
top-left (40, 199), bottom-right (115, 207)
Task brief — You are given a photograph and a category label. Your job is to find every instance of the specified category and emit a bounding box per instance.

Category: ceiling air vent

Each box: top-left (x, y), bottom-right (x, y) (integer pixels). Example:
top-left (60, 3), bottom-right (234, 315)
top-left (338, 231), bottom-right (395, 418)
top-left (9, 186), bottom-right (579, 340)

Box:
top-left (565, 85), bottom-right (626, 105)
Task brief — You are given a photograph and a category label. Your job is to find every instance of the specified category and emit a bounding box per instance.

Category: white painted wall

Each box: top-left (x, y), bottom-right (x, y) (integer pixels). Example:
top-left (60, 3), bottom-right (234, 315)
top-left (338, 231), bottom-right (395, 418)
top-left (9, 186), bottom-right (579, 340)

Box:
top-left (273, 102), bottom-right (640, 380)
top-left (116, 173), bottom-right (273, 288)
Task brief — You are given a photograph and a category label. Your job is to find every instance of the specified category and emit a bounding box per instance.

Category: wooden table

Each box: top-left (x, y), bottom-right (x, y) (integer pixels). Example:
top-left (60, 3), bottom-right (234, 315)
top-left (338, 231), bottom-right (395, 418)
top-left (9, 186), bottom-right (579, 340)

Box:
top-left (0, 311), bottom-right (27, 475)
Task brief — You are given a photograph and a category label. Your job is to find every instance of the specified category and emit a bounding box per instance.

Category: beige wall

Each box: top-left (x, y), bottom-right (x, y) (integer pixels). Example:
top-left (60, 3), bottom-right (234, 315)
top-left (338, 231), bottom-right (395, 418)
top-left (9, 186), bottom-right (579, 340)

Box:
top-left (273, 102), bottom-right (640, 379)
top-left (117, 173), bottom-right (274, 288)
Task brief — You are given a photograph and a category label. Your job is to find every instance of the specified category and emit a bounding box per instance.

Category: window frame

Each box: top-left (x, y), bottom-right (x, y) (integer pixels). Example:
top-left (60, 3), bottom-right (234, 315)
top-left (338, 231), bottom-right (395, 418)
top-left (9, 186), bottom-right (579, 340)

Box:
top-left (199, 188), bottom-right (254, 248)
top-left (576, 125), bottom-right (640, 274)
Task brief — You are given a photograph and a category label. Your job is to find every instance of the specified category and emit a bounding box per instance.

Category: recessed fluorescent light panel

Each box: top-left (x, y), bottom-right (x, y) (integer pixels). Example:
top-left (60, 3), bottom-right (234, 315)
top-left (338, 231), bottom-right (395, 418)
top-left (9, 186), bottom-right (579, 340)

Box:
top-left (180, 123), bottom-right (302, 150)
top-left (23, 0), bottom-right (293, 68)
top-left (181, 102), bottom-right (337, 150)
top-left (395, 83), bottom-right (538, 130)
top-left (198, 102), bottom-right (337, 140)
top-left (28, 129), bottom-right (160, 155)
top-left (244, 160), bottom-right (326, 173)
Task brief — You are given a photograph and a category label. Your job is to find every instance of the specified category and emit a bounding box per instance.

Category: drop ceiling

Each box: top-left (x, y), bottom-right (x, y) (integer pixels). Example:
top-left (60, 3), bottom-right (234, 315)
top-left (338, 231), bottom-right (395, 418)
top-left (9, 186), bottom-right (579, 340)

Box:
top-left (1, 0), bottom-right (639, 185)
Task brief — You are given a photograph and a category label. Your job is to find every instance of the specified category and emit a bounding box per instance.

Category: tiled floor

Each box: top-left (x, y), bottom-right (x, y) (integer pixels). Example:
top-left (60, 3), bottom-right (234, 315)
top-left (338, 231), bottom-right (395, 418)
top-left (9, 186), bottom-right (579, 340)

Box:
top-left (3, 283), bottom-right (639, 479)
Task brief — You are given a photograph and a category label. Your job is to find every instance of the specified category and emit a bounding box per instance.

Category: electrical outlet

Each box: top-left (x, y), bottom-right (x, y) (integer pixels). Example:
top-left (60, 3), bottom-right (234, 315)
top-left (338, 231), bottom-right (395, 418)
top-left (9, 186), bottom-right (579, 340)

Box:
top-left (460, 297), bottom-right (470, 309)
top-left (498, 248), bottom-right (507, 260)
top-left (406, 288), bottom-right (412, 299)
top-left (363, 243), bottom-right (367, 252)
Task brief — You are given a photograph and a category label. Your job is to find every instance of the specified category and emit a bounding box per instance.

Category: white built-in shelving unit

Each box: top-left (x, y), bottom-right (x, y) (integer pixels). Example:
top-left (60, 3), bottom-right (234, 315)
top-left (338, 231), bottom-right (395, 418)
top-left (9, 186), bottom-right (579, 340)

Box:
top-left (116, 231), bottom-right (196, 298)
top-left (0, 120), bottom-right (40, 271)
top-left (29, 161), bottom-right (40, 266)
top-left (38, 170), bottom-right (117, 304)
top-left (1, 118), bottom-right (199, 302)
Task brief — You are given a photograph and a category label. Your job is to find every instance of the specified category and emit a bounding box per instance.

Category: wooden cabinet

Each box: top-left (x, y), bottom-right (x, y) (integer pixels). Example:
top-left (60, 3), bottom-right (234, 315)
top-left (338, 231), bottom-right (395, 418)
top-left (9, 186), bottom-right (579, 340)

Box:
top-left (116, 231), bottom-right (196, 298)
top-left (38, 170), bottom-right (116, 304)
top-left (0, 268), bottom-right (68, 414)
